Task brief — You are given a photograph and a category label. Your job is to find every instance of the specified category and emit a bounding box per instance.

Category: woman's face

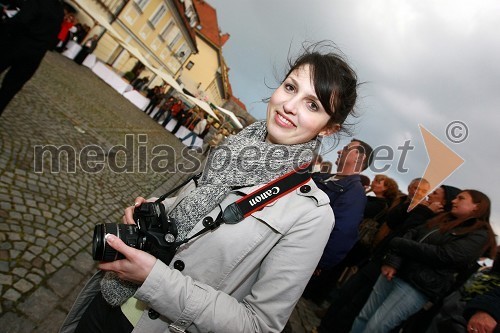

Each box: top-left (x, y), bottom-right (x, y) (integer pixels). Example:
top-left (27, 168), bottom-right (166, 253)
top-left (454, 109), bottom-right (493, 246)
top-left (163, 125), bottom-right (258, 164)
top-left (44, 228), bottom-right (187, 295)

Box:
top-left (265, 64), bottom-right (335, 145)
top-left (451, 192), bottom-right (478, 219)
top-left (428, 187), bottom-right (445, 205)
top-left (371, 177), bottom-right (387, 196)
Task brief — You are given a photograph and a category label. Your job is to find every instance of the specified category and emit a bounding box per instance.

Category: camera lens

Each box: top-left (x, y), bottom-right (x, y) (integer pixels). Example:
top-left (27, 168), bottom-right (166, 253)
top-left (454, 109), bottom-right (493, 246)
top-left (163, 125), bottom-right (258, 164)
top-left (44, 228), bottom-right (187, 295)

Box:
top-left (92, 223), bottom-right (139, 262)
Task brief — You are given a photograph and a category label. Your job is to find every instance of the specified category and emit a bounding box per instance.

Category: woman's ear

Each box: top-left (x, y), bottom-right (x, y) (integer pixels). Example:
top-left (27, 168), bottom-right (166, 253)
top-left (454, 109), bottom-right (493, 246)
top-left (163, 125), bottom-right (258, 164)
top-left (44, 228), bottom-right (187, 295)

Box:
top-left (319, 123), bottom-right (340, 137)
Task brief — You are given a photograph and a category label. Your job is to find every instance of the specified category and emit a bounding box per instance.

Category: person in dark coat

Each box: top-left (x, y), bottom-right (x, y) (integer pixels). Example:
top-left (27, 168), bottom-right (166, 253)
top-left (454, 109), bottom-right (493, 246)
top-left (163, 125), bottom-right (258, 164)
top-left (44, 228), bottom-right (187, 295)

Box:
top-left (73, 34), bottom-right (98, 65)
top-left (302, 139), bottom-right (373, 304)
top-left (464, 286), bottom-right (500, 333)
top-left (425, 248), bottom-right (500, 333)
top-left (0, 0), bottom-right (64, 116)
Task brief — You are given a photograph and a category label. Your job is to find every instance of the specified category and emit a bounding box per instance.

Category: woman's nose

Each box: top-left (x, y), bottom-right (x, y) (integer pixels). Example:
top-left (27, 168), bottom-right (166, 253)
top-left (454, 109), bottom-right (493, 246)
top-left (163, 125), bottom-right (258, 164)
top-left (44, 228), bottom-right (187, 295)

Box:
top-left (283, 97), bottom-right (298, 114)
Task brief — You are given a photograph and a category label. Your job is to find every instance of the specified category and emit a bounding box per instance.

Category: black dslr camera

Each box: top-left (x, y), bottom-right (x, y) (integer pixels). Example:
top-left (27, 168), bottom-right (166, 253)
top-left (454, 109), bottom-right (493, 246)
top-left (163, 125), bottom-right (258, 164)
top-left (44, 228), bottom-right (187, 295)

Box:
top-left (92, 202), bottom-right (178, 264)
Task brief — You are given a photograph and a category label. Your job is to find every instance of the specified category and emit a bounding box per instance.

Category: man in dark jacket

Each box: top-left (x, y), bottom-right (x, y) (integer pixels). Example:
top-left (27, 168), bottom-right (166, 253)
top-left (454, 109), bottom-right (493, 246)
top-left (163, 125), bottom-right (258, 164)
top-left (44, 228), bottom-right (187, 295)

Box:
top-left (302, 139), bottom-right (373, 304)
top-left (0, 0), bottom-right (64, 116)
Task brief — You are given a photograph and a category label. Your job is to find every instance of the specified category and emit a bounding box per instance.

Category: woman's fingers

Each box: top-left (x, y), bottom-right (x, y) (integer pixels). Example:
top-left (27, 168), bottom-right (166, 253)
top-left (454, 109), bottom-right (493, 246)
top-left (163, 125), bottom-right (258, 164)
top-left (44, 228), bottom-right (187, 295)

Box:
top-left (98, 234), bottom-right (156, 284)
top-left (123, 197), bottom-right (147, 224)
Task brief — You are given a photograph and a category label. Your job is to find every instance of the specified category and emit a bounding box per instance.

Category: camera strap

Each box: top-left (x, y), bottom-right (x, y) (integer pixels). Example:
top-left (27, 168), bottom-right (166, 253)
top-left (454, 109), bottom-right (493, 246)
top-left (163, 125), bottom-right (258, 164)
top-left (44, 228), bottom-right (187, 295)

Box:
top-left (222, 163), bottom-right (312, 223)
top-left (175, 163), bottom-right (312, 246)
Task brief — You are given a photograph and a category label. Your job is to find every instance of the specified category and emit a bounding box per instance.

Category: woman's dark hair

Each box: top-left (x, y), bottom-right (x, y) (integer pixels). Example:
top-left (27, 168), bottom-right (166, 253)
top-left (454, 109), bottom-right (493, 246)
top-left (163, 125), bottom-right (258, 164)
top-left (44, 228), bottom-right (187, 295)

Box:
top-left (283, 41), bottom-right (360, 141)
top-left (426, 190), bottom-right (497, 258)
top-left (466, 189), bottom-right (491, 221)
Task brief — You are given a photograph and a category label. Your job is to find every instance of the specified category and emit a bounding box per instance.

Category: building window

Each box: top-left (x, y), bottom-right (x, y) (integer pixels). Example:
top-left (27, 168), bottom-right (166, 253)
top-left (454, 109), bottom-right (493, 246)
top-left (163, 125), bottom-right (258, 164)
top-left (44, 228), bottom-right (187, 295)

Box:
top-left (186, 61), bottom-right (194, 70)
top-left (161, 20), bottom-right (181, 49)
top-left (124, 5), bottom-right (140, 25)
top-left (134, 0), bottom-right (150, 11)
top-left (168, 32), bottom-right (181, 49)
top-left (149, 4), bottom-right (168, 27)
top-left (161, 19), bottom-right (175, 40)
top-left (139, 24), bottom-right (151, 39)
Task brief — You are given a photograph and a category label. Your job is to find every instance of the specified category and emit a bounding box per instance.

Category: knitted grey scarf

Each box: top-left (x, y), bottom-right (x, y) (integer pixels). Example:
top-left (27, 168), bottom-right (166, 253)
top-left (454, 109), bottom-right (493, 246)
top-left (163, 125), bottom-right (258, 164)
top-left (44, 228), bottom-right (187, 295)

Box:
top-left (101, 120), bottom-right (317, 306)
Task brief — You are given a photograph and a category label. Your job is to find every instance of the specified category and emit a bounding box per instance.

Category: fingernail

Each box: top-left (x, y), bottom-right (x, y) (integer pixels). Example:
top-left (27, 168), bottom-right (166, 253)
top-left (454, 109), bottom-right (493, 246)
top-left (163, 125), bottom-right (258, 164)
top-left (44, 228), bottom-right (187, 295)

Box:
top-left (134, 202), bottom-right (140, 207)
top-left (105, 233), bottom-right (113, 242)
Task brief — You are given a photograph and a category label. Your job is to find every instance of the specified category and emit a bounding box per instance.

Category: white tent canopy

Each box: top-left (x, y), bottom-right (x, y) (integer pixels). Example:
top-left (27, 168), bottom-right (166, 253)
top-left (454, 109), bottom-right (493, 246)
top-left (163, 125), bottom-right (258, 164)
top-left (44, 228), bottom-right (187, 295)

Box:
top-left (215, 106), bottom-right (244, 129)
top-left (184, 95), bottom-right (219, 120)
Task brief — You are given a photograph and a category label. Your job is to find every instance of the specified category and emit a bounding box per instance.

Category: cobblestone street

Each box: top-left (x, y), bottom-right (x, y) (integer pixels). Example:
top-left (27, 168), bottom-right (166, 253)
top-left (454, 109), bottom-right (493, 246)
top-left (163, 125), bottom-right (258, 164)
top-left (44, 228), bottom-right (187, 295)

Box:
top-left (0, 52), bottom-right (319, 332)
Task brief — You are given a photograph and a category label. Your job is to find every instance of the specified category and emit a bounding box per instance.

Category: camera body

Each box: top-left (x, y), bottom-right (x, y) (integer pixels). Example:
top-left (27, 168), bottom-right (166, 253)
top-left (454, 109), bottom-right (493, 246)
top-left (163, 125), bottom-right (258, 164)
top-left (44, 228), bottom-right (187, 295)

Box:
top-left (92, 202), bottom-right (178, 264)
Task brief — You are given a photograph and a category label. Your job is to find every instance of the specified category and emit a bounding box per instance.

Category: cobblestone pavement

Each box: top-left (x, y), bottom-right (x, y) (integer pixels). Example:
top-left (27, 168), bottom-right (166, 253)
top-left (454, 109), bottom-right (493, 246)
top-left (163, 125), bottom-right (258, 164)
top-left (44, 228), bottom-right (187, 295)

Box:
top-left (0, 52), bottom-right (320, 332)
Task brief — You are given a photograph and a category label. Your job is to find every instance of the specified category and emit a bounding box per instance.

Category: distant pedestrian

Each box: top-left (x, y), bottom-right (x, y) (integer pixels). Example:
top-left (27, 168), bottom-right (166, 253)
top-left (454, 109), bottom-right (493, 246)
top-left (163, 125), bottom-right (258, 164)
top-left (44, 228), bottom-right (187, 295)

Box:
top-left (144, 86), bottom-right (164, 115)
top-left (153, 96), bottom-right (175, 122)
top-left (0, 0), bottom-right (64, 116)
top-left (180, 115), bottom-right (208, 148)
top-left (161, 99), bottom-right (183, 129)
top-left (73, 34), bottom-right (98, 65)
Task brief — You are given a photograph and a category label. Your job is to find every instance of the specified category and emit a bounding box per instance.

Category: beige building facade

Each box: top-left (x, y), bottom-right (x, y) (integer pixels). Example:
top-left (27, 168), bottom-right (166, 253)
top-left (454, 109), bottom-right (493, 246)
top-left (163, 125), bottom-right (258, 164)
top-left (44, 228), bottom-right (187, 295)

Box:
top-left (66, 0), bottom-right (254, 128)
top-left (68, 0), bottom-right (197, 87)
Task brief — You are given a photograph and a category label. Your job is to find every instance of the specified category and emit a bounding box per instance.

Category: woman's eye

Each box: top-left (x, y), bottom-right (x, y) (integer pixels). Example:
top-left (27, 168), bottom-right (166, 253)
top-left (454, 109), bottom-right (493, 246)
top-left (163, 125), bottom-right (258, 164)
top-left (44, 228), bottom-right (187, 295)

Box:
top-left (308, 102), bottom-right (319, 111)
top-left (284, 83), bottom-right (295, 92)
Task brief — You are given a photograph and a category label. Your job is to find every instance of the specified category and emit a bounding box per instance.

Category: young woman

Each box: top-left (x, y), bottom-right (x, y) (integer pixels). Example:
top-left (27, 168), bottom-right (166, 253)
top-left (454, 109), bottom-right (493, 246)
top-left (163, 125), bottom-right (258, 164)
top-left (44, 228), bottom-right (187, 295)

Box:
top-left (60, 42), bottom-right (360, 333)
top-left (351, 190), bottom-right (497, 333)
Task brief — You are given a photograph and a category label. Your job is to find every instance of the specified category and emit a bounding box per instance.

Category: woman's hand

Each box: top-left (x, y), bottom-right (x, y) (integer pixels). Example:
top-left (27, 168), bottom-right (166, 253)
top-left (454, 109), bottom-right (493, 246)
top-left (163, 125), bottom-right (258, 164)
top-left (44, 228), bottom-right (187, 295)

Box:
top-left (467, 311), bottom-right (497, 333)
top-left (122, 196), bottom-right (147, 224)
top-left (381, 265), bottom-right (397, 281)
top-left (98, 234), bottom-right (157, 284)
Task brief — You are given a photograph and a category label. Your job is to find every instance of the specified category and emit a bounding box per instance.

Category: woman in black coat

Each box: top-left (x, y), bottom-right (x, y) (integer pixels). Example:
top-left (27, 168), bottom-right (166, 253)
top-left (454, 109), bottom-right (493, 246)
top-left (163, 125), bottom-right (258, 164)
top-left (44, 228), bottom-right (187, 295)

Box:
top-left (351, 189), bottom-right (497, 333)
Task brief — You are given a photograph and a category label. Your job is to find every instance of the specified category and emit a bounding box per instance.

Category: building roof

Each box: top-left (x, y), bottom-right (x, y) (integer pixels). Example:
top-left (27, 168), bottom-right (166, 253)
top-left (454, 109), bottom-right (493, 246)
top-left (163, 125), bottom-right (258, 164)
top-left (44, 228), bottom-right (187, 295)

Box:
top-left (193, 0), bottom-right (229, 48)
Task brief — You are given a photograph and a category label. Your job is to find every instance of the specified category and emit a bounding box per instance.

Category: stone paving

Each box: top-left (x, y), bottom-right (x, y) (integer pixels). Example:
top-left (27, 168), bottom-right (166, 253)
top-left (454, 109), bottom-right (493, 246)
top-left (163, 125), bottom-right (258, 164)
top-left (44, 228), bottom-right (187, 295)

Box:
top-left (0, 52), bottom-right (320, 332)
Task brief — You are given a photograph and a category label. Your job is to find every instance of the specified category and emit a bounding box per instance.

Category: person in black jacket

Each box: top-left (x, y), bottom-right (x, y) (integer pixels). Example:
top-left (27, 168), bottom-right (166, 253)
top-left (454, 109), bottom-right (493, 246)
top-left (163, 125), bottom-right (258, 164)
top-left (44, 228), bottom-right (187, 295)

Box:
top-left (464, 286), bottom-right (500, 333)
top-left (351, 189), bottom-right (497, 333)
top-left (425, 248), bottom-right (500, 333)
top-left (0, 0), bottom-right (64, 115)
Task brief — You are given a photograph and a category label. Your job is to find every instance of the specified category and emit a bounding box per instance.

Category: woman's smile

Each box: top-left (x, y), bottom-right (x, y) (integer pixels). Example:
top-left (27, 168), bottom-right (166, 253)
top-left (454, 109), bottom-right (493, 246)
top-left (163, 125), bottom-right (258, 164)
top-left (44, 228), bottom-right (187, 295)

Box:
top-left (275, 111), bottom-right (296, 128)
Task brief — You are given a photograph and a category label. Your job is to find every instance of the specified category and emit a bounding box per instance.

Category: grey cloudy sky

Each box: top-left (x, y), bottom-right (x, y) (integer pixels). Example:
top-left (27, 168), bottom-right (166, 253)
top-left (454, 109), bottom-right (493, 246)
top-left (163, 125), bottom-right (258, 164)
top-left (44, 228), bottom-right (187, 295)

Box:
top-left (207, 0), bottom-right (500, 236)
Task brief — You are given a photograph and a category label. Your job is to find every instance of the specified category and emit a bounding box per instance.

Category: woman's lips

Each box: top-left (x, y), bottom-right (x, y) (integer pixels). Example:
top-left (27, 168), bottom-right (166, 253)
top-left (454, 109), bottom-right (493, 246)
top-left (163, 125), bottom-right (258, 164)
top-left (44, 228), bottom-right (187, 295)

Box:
top-left (275, 112), bottom-right (296, 128)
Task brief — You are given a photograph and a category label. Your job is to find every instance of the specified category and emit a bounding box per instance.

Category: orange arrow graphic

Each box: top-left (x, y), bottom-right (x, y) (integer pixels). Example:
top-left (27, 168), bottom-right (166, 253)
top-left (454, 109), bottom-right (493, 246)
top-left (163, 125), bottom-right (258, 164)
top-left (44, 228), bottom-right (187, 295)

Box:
top-left (409, 125), bottom-right (465, 211)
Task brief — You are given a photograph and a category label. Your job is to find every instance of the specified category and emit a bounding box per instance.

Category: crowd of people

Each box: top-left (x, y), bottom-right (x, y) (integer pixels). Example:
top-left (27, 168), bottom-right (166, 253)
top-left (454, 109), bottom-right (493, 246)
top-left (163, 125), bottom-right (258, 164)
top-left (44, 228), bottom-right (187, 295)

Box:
top-left (301, 150), bottom-right (498, 333)
top-left (141, 85), bottom-right (220, 151)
